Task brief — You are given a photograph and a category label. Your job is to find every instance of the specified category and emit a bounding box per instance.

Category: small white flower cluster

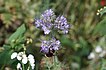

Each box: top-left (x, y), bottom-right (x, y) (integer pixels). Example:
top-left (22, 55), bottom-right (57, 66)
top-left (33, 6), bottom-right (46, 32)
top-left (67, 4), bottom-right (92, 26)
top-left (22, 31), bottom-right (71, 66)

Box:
top-left (11, 52), bottom-right (35, 69)
top-left (97, 6), bottom-right (106, 15)
top-left (88, 52), bottom-right (95, 59)
top-left (95, 46), bottom-right (102, 53)
top-left (88, 46), bottom-right (106, 59)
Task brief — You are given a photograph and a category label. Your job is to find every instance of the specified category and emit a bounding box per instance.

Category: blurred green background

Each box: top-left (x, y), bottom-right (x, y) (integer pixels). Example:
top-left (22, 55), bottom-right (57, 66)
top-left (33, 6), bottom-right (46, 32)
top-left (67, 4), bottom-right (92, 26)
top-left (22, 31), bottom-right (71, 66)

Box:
top-left (0, 0), bottom-right (106, 70)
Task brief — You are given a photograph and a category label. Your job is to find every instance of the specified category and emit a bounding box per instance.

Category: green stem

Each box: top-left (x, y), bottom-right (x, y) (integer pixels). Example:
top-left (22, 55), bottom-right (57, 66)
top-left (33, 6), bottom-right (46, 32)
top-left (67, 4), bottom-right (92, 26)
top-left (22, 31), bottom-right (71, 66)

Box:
top-left (22, 63), bottom-right (25, 70)
top-left (53, 55), bottom-right (57, 67)
top-left (47, 62), bottom-right (51, 70)
top-left (48, 67), bottom-right (51, 70)
top-left (46, 57), bottom-right (51, 70)
top-left (27, 66), bottom-right (30, 70)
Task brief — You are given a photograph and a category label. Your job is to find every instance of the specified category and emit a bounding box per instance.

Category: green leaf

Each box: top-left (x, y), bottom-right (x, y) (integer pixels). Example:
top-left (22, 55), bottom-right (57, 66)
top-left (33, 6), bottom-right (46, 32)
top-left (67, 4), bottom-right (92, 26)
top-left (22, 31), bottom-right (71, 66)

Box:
top-left (0, 49), bottom-right (13, 65)
top-left (8, 24), bottom-right (26, 43)
top-left (94, 17), bottom-right (106, 35)
top-left (60, 36), bottom-right (73, 47)
top-left (101, 59), bottom-right (106, 70)
top-left (77, 37), bottom-right (91, 56)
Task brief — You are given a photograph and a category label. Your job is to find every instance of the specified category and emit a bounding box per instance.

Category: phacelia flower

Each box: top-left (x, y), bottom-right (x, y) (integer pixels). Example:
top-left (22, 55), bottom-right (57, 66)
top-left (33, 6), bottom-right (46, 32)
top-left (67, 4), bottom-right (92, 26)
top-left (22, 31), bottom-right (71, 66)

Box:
top-left (35, 9), bottom-right (55, 34)
top-left (35, 9), bottom-right (70, 34)
top-left (42, 25), bottom-right (51, 34)
top-left (40, 38), bottom-right (61, 55)
top-left (54, 15), bottom-right (70, 34)
top-left (41, 9), bottom-right (56, 22)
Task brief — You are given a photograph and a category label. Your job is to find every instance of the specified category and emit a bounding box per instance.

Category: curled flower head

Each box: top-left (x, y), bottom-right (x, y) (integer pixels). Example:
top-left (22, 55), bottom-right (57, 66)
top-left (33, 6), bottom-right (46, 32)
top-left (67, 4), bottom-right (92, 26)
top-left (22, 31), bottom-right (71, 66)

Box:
top-left (40, 38), bottom-right (61, 55)
top-left (35, 9), bottom-right (70, 34)
top-left (35, 19), bottom-right (42, 28)
top-left (42, 25), bottom-right (51, 34)
top-left (41, 9), bottom-right (56, 22)
top-left (35, 9), bottom-right (55, 34)
top-left (54, 15), bottom-right (70, 34)
top-left (40, 41), bottom-right (50, 54)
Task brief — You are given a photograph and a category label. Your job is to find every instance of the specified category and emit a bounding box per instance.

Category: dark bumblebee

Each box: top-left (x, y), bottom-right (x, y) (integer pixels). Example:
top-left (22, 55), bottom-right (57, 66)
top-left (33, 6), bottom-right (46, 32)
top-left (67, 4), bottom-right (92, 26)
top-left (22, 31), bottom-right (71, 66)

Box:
top-left (45, 48), bottom-right (55, 57)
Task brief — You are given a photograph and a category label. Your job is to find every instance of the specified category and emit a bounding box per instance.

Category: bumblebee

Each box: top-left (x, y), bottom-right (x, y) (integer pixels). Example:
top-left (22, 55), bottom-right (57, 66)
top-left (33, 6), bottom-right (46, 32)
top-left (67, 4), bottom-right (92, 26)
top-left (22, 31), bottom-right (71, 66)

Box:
top-left (45, 48), bottom-right (55, 57)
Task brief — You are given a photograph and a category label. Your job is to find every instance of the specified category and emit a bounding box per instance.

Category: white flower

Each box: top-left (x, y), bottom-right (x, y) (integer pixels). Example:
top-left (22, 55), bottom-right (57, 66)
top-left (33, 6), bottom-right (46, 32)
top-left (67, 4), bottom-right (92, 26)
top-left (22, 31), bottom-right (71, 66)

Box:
top-left (29, 58), bottom-right (35, 64)
top-left (95, 46), bottom-right (102, 53)
top-left (28, 54), bottom-right (35, 64)
top-left (88, 52), bottom-right (95, 59)
top-left (28, 54), bottom-right (34, 59)
top-left (11, 51), bottom-right (35, 69)
top-left (17, 63), bottom-right (22, 69)
top-left (28, 54), bottom-right (35, 69)
top-left (16, 52), bottom-right (28, 64)
top-left (17, 55), bottom-right (22, 61)
top-left (11, 52), bottom-right (17, 59)
top-left (22, 56), bottom-right (28, 64)
top-left (22, 54), bottom-right (27, 58)
top-left (31, 63), bottom-right (35, 69)
top-left (17, 52), bottom-right (24, 60)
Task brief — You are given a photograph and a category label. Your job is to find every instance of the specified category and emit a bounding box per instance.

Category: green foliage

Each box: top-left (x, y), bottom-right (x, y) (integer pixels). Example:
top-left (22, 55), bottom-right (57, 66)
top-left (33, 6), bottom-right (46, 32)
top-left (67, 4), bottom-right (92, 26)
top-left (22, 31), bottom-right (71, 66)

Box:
top-left (94, 17), bottom-right (106, 35)
top-left (0, 48), bottom-right (13, 65)
top-left (101, 59), bottom-right (106, 70)
top-left (8, 24), bottom-right (26, 43)
top-left (60, 36), bottom-right (73, 47)
top-left (0, 24), bottom-right (26, 69)
top-left (94, 7), bottom-right (106, 36)
top-left (7, 24), bottom-right (26, 51)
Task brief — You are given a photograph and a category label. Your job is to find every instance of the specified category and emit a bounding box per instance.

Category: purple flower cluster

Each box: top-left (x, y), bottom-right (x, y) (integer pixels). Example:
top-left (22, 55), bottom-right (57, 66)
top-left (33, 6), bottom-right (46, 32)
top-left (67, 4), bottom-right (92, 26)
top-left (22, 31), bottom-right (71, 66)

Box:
top-left (34, 9), bottom-right (70, 34)
top-left (34, 9), bottom-right (70, 56)
top-left (41, 9), bottom-right (56, 23)
top-left (40, 38), bottom-right (60, 54)
top-left (54, 16), bottom-right (70, 34)
top-left (35, 9), bottom-right (55, 34)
